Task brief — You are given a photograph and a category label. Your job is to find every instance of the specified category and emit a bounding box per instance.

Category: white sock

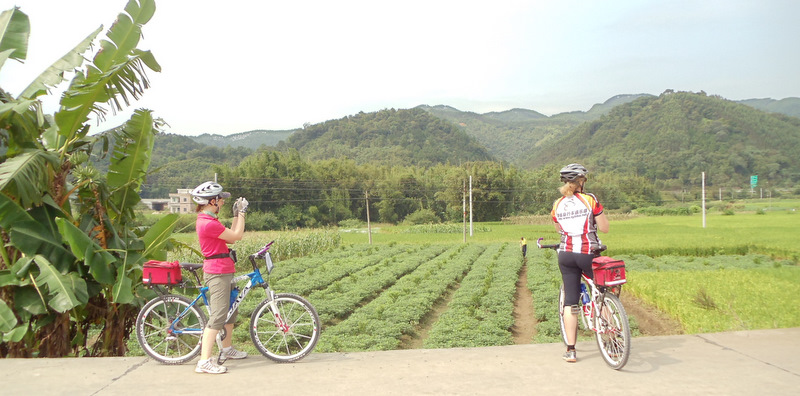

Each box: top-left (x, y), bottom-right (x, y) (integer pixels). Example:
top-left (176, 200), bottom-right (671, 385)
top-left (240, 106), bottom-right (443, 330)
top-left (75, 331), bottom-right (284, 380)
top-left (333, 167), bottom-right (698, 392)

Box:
top-left (223, 346), bottom-right (232, 352)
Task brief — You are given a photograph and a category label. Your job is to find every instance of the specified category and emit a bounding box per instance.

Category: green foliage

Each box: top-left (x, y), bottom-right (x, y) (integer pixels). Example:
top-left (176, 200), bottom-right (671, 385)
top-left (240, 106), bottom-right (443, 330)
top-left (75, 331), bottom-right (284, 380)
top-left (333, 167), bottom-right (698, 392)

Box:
top-left (316, 244), bottom-right (485, 351)
top-left (424, 243), bottom-right (522, 348)
top-left (402, 208), bottom-right (441, 225)
top-left (627, 266), bottom-right (800, 333)
top-left (0, 0), bottom-right (173, 357)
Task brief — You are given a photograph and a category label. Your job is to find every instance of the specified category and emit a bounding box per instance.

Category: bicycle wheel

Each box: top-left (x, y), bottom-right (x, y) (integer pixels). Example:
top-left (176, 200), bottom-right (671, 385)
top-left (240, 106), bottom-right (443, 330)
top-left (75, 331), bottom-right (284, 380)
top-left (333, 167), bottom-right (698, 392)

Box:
top-left (594, 292), bottom-right (631, 370)
top-left (250, 293), bottom-right (320, 363)
top-left (135, 295), bottom-right (207, 364)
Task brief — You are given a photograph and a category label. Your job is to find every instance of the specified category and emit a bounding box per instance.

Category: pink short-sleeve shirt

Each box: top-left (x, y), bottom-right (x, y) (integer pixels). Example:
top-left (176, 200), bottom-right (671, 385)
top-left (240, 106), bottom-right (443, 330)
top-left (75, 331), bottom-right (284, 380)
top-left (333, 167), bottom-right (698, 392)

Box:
top-left (196, 213), bottom-right (235, 274)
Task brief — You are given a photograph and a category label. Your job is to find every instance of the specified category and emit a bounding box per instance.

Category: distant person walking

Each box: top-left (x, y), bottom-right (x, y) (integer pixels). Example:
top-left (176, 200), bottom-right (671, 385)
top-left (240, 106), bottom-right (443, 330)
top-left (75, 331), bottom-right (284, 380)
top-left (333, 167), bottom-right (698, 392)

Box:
top-left (520, 237), bottom-right (527, 258)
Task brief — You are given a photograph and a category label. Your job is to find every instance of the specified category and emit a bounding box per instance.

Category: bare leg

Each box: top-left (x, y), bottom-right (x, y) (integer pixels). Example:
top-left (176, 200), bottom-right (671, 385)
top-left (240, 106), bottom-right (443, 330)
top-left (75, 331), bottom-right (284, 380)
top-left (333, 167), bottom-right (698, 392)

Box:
top-left (200, 327), bottom-right (219, 361)
top-left (564, 308), bottom-right (578, 345)
top-left (222, 323), bottom-right (234, 348)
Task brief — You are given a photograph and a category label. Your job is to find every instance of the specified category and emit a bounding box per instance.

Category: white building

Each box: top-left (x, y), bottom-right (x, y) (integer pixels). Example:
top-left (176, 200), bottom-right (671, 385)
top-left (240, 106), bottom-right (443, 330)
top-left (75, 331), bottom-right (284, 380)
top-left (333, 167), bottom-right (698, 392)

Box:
top-left (168, 188), bottom-right (194, 214)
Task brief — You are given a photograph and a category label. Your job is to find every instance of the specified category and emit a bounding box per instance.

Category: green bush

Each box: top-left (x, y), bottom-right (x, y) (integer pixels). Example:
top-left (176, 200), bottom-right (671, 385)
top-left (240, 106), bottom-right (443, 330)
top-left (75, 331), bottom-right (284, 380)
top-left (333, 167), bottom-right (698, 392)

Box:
top-left (402, 208), bottom-right (441, 225)
top-left (338, 219), bottom-right (365, 228)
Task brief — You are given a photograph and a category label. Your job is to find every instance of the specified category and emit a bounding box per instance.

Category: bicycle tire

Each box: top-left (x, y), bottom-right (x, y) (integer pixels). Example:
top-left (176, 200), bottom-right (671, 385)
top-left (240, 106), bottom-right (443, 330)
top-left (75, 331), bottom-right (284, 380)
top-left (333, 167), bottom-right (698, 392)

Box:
top-left (250, 293), bottom-right (320, 363)
top-left (135, 294), bottom-right (207, 364)
top-left (594, 292), bottom-right (631, 370)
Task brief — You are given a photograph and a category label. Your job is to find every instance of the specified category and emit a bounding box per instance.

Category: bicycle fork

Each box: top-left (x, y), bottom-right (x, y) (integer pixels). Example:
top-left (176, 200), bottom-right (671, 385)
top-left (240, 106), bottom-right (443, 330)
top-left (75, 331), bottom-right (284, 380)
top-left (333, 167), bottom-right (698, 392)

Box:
top-left (267, 290), bottom-right (290, 333)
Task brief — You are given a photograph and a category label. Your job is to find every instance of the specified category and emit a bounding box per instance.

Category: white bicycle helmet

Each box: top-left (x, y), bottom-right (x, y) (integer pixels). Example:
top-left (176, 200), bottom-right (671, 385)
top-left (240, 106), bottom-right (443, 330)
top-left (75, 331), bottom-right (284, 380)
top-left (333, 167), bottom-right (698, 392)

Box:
top-left (190, 181), bottom-right (231, 204)
top-left (559, 163), bottom-right (588, 182)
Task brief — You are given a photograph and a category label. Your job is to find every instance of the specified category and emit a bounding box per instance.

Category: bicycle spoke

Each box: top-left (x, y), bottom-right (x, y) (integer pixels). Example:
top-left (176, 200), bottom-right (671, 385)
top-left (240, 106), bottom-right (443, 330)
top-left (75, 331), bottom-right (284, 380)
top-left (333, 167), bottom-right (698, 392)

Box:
top-left (250, 294), bottom-right (319, 362)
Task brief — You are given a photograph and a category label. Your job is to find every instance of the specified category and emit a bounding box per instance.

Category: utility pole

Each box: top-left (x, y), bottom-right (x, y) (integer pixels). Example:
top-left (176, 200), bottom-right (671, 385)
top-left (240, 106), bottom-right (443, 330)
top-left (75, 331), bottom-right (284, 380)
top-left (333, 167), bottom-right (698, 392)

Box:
top-left (469, 175), bottom-right (473, 237)
top-left (462, 180), bottom-right (466, 243)
top-left (365, 190), bottom-right (372, 245)
top-left (702, 172), bottom-right (706, 228)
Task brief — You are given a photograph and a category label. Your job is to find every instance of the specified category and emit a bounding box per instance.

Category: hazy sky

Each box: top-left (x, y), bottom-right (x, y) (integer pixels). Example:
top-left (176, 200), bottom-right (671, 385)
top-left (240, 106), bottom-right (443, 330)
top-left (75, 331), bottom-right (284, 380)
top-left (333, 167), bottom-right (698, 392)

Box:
top-left (2, 0), bottom-right (799, 135)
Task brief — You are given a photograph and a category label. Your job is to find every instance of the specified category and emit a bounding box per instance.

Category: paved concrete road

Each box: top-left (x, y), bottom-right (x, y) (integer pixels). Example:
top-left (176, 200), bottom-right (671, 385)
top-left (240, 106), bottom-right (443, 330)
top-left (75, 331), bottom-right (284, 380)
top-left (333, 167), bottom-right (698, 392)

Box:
top-left (1, 328), bottom-right (798, 395)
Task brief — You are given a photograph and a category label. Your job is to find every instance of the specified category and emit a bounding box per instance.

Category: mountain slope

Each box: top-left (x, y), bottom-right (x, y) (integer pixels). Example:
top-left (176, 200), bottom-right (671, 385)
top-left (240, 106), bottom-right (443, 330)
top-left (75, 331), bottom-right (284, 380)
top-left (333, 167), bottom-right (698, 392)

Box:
top-left (737, 97), bottom-right (800, 119)
top-left (418, 94), bottom-right (652, 166)
top-left (523, 92), bottom-right (800, 187)
top-left (276, 108), bottom-right (494, 166)
top-left (192, 129), bottom-right (296, 148)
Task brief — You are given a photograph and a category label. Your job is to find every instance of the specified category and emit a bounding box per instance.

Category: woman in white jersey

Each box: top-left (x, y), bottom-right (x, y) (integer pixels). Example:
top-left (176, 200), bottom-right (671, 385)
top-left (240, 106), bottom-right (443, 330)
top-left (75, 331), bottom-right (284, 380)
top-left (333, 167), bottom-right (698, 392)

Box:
top-left (551, 163), bottom-right (609, 363)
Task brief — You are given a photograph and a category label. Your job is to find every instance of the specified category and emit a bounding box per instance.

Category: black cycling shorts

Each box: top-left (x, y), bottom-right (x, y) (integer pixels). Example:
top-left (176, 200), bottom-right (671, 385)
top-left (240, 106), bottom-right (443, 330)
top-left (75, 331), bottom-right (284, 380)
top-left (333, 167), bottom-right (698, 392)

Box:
top-left (558, 251), bottom-right (594, 306)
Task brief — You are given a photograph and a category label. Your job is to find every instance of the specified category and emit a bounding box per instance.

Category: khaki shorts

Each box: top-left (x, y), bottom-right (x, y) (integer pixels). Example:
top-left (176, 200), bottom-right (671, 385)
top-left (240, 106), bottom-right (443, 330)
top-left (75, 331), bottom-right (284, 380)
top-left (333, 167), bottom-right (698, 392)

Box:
top-left (204, 272), bottom-right (239, 330)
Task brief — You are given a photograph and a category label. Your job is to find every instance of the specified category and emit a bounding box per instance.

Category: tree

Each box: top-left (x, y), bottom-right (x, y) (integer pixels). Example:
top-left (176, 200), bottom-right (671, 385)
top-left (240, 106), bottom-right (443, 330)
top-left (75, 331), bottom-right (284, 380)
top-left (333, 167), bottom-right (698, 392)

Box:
top-left (0, 0), bottom-right (178, 357)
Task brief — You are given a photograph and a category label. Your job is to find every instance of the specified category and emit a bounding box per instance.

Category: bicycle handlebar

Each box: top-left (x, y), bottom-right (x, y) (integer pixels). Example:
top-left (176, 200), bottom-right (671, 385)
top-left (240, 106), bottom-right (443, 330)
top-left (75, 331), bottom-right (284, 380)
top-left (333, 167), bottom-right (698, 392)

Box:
top-left (248, 240), bottom-right (276, 274)
top-left (254, 241), bottom-right (275, 258)
top-left (536, 237), bottom-right (607, 254)
top-left (536, 237), bottom-right (560, 250)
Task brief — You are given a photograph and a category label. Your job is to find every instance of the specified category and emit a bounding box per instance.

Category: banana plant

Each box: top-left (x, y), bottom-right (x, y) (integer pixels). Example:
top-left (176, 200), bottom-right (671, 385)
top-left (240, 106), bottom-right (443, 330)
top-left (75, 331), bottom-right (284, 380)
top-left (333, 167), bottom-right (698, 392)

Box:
top-left (0, 0), bottom-right (176, 357)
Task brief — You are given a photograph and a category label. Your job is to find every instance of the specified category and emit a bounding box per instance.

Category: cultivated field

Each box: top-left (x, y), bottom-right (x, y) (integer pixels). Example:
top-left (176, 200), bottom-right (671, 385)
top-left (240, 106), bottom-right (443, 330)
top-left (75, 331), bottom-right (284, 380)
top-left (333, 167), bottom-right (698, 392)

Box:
top-left (130, 203), bottom-right (799, 355)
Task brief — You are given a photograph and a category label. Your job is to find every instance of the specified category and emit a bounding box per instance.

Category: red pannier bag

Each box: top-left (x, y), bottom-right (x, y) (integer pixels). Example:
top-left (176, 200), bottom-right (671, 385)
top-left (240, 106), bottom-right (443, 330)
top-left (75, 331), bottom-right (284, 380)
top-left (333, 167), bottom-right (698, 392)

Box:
top-left (143, 260), bottom-right (182, 285)
top-left (592, 256), bottom-right (626, 286)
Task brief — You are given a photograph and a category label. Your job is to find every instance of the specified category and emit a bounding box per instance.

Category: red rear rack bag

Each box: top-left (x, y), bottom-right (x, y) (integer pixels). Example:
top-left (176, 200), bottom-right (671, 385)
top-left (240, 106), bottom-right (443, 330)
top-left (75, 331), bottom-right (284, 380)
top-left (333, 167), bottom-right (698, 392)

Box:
top-left (591, 256), bottom-right (626, 286)
top-left (143, 260), bottom-right (182, 285)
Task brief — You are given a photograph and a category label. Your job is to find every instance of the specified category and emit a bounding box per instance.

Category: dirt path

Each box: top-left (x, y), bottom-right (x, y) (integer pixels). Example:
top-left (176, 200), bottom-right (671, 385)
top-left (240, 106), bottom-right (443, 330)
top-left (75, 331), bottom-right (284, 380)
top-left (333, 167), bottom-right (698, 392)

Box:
top-left (400, 282), bottom-right (460, 349)
top-left (512, 261), bottom-right (536, 343)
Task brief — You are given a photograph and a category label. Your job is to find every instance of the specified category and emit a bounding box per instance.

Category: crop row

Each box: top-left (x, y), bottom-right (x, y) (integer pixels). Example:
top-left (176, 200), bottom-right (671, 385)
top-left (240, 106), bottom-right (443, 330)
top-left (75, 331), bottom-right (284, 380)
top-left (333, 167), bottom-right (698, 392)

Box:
top-left (271, 244), bottom-right (412, 293)
top-left (524, 248), bottom-right (565, 343)
top-left (316, 244), bottom-right (488, 352)
top-left (307, 244), bottom-right (450, 324)
top-left (424, 243), bottom-right (522, 348)
top-left (268, 243), bottom-right (376, 280)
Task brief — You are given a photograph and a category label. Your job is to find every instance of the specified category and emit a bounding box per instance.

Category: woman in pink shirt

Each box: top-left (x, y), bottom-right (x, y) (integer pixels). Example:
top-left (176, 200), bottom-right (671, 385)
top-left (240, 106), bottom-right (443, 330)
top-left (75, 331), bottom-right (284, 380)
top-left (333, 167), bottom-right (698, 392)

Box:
top-left (190, 181), bottom-right (248, 374)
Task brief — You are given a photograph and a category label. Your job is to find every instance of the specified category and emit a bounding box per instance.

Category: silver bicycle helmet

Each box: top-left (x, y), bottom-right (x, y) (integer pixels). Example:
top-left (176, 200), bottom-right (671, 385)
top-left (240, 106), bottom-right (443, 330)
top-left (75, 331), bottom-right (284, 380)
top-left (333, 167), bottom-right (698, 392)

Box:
top-left (190, 181), bottom-right (231, 204)
top-left (559, 163), bottom-right (588, 182)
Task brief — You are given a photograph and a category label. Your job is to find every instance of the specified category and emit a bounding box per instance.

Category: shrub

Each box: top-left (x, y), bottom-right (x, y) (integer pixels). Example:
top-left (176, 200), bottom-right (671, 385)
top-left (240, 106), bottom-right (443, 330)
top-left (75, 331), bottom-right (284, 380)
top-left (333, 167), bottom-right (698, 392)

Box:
top-left (338, 219), bottom-right (365, 228)
top-left (402, 208), bottom-right (441, 225)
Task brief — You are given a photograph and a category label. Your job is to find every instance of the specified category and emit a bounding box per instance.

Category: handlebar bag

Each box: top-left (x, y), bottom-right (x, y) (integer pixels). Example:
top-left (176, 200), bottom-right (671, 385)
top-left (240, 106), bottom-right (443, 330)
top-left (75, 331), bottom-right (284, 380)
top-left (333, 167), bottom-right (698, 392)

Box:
top-left (592, 256), bottom-right (626, 286)
top-left (143, 260), bottom-right (182, 285)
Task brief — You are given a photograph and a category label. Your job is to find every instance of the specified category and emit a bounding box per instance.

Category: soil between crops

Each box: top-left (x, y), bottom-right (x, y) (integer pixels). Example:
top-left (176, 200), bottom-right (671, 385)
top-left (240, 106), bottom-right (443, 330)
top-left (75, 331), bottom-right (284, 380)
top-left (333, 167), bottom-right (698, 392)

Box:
top-left (402, 260), bottom-right (683, 349)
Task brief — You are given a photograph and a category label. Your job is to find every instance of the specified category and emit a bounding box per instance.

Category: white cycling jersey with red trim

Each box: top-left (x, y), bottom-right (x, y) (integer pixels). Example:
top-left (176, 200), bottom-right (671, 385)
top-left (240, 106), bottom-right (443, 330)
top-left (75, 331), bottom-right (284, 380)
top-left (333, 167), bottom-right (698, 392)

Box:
top-left (551, 192), bottom-right (604, 254)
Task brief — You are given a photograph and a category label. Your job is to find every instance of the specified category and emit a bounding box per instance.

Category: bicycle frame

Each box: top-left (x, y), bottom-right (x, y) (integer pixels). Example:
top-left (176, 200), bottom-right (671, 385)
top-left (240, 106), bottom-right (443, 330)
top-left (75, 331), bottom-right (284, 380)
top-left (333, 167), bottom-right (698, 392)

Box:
top-left (579, 274), bottom-right (613, 334)
top-left (160, 246), bottom-right (274, 340)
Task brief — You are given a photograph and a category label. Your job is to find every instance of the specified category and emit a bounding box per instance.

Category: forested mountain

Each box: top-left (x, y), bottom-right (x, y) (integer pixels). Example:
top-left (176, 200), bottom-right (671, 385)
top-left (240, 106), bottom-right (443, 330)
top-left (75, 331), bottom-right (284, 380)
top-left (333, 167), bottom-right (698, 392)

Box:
top-left (192, 129), bottom-right (296, 148)
top-left (523, 91), bottom-right (800, 188)
top-left (737, 97), bottom-right (800, 119)
top-left (140, 92), bottom-right (800, 205)
top-left (418, 94), bottom-right (652, 166)
top-left (141, 134), bottom-right (254, 197)
top-left (275, 108), bottom-right (494, 166)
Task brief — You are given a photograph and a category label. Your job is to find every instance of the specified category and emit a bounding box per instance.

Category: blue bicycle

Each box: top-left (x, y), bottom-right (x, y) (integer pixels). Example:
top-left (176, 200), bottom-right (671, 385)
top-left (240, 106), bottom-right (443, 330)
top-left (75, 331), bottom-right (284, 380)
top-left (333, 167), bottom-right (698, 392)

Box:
top-left (135, 241), bottom-right (320, 364)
